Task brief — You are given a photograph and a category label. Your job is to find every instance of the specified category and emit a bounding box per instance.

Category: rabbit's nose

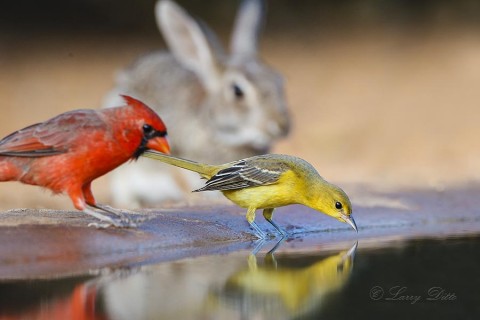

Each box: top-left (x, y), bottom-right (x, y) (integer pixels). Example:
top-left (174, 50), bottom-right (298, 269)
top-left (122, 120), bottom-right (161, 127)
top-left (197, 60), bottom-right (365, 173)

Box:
top-left (267, 119), bottom-right (289, 138)
top-left (267, 121), bottom-right (280, 136)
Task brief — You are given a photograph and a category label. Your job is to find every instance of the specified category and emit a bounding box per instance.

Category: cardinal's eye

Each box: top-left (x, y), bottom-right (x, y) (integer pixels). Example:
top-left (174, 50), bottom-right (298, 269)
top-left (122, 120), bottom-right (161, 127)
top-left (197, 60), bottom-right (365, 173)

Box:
top-left (143, 124), bottom-right (153, 134)
top-left (335, 201), bottom-right (343, 210)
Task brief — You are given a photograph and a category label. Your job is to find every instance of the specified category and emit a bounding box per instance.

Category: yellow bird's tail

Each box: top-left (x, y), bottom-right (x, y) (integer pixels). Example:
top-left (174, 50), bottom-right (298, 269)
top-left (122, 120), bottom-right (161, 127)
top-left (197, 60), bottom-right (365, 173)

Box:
top-left (142, 151), bottom-right (218, 179)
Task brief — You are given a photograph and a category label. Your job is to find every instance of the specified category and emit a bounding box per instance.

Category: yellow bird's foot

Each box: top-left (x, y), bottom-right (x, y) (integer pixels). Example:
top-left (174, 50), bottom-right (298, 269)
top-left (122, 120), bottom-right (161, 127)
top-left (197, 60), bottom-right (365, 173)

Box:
top-left (251, 238), bottom-right (268, 255)
top-left (249, 221), bottom-right (267, 239)
top-left (265, 219), bottom-right (288, 237)
top-left (267, 236), bottom-right (286, 255)
top-left (251, 236), bottom-right (286, 256)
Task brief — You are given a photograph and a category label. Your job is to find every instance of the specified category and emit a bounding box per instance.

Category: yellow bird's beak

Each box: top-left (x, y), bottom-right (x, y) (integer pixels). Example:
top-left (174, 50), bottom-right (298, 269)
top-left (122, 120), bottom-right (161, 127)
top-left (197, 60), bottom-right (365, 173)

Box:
top-left (340, 214), bottom-right (358, 232)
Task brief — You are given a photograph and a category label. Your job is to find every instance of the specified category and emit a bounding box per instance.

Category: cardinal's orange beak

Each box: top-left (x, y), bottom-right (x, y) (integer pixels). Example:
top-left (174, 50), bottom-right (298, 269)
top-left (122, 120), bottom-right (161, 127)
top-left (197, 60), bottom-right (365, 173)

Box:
top-left (147, 136), bottom-right (171, 154)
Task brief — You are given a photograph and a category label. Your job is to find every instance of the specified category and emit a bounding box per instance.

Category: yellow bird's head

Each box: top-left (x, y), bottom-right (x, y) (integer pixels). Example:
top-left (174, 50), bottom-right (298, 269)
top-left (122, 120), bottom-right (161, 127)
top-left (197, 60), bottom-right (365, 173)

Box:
top-left (310, 182), bottom-right (357, 232)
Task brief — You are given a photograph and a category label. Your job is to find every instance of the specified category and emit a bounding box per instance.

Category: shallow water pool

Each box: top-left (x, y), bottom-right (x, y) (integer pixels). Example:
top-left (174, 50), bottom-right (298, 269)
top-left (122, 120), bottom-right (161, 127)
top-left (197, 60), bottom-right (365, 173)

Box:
top-left (0, 234), bottom-right (479, 319)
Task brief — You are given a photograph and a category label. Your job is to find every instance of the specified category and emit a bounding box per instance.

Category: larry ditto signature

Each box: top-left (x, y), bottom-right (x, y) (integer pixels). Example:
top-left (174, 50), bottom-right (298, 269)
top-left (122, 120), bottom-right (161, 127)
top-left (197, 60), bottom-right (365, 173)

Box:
top-left (369, 286), bottom-right (457, 304)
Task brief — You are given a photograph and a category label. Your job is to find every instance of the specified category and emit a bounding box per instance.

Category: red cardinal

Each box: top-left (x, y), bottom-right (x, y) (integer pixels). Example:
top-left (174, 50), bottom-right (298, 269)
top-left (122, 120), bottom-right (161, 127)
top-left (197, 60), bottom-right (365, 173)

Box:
top-left (0, 95), bottom-right (170, 227)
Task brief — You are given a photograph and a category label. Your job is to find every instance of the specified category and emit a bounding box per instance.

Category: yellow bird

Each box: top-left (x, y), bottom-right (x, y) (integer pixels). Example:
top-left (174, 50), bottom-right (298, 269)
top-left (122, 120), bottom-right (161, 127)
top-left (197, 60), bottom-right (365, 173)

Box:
top-left (219, 242), bottom-right (358, 317)
top-left (143, 152), bottom-right (357, 238)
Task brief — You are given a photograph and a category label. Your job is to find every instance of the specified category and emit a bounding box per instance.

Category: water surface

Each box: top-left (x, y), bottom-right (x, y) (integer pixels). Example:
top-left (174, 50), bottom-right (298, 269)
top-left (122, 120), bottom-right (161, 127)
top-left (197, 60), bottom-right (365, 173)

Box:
top-left (0, 234), bottom-right (478, 319)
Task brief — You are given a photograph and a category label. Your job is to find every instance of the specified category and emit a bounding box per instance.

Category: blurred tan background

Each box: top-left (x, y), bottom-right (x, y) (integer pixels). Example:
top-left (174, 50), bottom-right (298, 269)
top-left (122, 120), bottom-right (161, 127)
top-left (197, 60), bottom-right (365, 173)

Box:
top-left (1, 0), bottom-right (480, 210)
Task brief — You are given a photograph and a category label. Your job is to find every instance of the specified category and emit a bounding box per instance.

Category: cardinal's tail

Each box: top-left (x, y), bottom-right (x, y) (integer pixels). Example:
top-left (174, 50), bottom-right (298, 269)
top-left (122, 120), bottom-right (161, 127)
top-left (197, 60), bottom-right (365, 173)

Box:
top-left (142, 151), bottom-right (218, 179)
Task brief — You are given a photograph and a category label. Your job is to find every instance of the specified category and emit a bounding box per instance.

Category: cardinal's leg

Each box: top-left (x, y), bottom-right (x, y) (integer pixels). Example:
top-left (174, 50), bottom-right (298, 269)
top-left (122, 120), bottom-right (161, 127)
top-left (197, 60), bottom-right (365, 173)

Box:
top-left (69, 186), bottom-right (125, 228)
top-left (82, 183), bottom-right (142, 227)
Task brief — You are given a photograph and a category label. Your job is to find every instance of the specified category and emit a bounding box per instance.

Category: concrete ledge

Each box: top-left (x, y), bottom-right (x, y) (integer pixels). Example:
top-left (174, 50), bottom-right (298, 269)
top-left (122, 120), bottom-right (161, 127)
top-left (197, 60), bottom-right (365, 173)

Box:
top-left (1, 184), bottom-right (480, 279)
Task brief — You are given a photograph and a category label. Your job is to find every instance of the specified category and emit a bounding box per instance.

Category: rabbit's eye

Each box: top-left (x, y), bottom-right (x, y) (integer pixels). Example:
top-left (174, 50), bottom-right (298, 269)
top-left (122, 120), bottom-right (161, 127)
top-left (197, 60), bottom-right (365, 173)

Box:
top-left (232, 83), bottom-right (244, 99)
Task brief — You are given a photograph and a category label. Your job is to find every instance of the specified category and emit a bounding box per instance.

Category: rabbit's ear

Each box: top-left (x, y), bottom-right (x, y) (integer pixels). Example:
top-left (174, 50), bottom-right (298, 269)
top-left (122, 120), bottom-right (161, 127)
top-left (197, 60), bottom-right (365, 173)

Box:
top-left (230, 0), bottom-right (265, 59)
top-left (155, 0), bottom-right (221, 91)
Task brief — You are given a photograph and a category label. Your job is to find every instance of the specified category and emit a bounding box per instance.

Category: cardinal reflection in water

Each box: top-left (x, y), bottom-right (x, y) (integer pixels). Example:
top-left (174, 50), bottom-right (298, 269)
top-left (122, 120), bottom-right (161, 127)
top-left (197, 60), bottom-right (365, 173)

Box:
top-left (208, 241), bottom-right (358, 318)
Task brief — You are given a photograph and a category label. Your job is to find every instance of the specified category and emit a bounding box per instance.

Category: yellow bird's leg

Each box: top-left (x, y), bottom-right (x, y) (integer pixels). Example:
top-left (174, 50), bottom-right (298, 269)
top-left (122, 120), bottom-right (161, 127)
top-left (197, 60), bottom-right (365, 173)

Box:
top-left (246, 207), bottom-right (266, 239)
top-left (263, 208), bottom-right (287, 236)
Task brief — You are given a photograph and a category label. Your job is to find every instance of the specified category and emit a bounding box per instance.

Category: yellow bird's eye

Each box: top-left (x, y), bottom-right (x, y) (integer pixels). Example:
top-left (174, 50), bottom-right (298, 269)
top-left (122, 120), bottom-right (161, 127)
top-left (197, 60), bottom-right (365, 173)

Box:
top-left (335, 201), bottom-right (343, 210)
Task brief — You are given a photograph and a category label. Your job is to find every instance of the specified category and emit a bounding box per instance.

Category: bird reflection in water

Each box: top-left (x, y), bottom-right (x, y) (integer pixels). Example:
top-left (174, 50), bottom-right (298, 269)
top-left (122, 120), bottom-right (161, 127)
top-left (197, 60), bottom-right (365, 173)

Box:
top-left (209, 240), bottom-right (358, 319)
top-left (0, 241), bottom-right (357, 319)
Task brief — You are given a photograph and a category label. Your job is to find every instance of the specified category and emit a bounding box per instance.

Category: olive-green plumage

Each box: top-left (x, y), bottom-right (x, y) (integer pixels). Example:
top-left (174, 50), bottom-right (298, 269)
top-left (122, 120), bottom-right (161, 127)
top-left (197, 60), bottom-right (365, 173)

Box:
top-left (143, 151), bottom-right (357, 238)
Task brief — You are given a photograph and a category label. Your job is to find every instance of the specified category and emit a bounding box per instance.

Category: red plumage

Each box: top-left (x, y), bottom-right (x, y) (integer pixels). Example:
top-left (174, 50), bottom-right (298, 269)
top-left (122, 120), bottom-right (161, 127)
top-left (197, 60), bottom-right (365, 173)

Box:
top-left (0, 95), bottom-right (170, 226)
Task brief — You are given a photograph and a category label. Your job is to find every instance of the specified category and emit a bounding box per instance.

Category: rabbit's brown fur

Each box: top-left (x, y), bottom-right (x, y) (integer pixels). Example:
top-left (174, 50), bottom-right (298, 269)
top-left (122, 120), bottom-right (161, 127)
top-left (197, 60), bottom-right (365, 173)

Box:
top-left (104, 0), bottom-right (290, 206)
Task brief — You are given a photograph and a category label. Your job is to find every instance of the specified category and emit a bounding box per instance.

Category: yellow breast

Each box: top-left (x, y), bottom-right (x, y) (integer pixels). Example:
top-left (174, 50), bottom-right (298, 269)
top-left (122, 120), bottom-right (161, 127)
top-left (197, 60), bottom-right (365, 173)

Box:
top-left (221, 170), bottom-right (302, 209)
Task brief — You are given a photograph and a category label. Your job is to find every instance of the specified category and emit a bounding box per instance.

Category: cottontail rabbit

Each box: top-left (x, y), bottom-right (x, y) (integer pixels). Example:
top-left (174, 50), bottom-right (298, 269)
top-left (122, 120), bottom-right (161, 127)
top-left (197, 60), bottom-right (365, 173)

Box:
top-left (103, 0), bottom-right (290, 207)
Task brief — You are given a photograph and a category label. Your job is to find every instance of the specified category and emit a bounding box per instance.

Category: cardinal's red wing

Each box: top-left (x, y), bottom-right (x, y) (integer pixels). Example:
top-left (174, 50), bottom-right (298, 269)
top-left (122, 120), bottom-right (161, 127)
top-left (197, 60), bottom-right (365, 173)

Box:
top-left (0, 110), bottom-right (107, 157)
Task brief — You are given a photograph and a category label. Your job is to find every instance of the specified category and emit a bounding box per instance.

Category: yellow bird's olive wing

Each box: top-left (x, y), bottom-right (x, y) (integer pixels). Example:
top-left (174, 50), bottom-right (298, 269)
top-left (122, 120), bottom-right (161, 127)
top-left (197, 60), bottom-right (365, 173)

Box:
top-left (194, 159), bottom-right (288, 192)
